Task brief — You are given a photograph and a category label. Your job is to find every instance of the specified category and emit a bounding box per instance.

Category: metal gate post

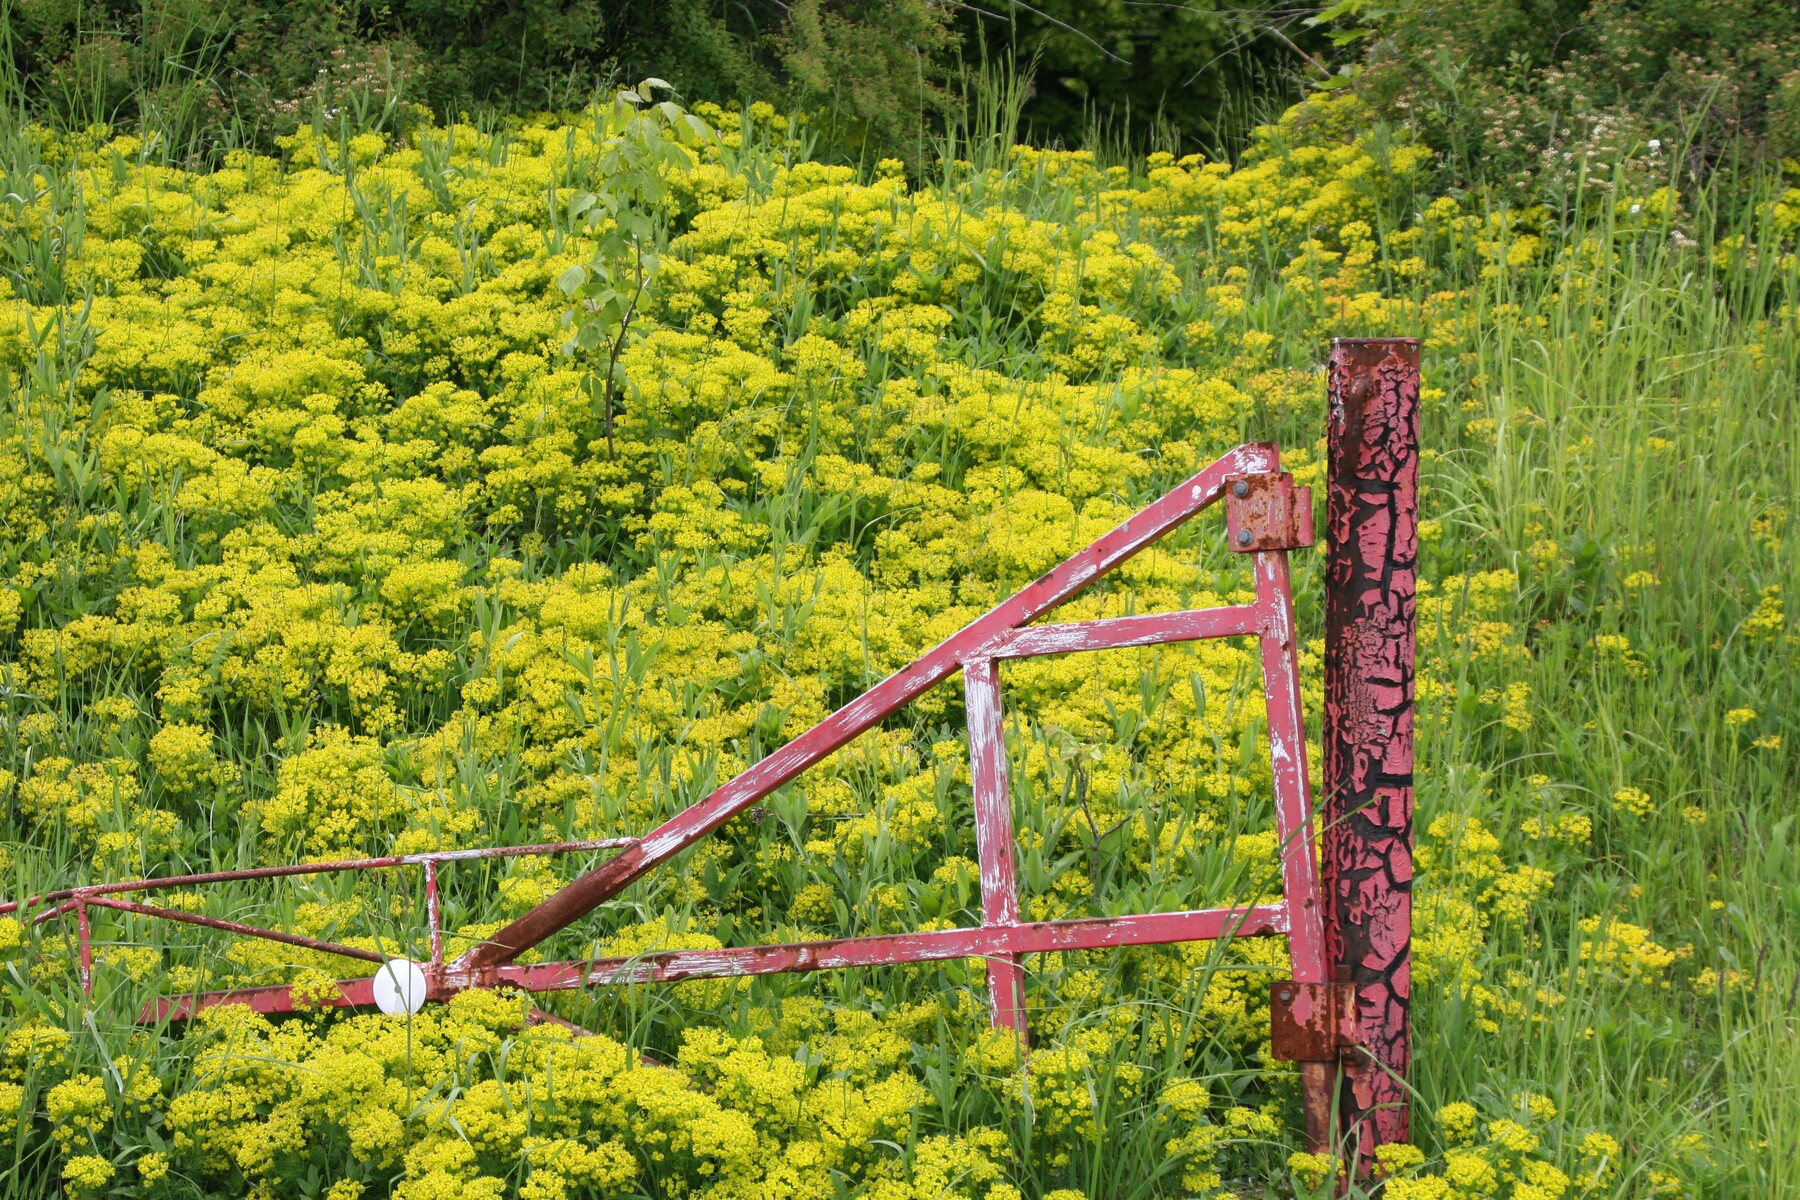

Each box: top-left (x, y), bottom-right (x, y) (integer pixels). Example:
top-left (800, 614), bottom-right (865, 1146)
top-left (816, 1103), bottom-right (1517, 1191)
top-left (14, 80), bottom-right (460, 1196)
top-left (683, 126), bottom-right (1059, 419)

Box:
top-left (1323, 338), bottom-right (1421, 1172)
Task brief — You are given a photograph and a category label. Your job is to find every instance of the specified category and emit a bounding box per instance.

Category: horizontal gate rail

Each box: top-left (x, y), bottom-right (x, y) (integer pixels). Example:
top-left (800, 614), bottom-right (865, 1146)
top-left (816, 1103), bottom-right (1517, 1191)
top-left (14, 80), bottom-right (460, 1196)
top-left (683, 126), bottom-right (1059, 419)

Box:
top-left (0, 838), bottom-right (636, 917)
top-left (986, 604), bottom-right (1257, 658)
top-left (148, 904), bottom-right (1290, 1022)
top-left (1, 840), bottom-right (636, 995)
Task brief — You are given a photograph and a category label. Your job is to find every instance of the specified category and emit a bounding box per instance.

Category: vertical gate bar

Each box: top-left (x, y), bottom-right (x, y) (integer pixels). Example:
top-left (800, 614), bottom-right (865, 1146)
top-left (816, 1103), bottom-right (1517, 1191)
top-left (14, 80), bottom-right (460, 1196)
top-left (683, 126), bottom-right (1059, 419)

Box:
top-left (962, 657), bottom-right (1027, 1039)
top-left (424, 860), bottom-right (444, 968)
top-left (1250, 545), bottom-right (1332, 1151)
top-left (1324, 338), bottom-right (1421, 1173)
top-left (1251, 548), bottom-right (1328, 980)
top-left (76, 899), bottom-right (94, 998)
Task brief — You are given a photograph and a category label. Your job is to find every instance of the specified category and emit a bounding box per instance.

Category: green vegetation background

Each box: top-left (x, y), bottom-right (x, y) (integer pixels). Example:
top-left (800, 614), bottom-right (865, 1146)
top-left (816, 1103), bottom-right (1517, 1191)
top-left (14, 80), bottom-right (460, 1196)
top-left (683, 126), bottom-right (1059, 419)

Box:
top-left (0, 3), bottom-right (1795, 1199)
top-left (4, 0), bottom-right (1800, 176)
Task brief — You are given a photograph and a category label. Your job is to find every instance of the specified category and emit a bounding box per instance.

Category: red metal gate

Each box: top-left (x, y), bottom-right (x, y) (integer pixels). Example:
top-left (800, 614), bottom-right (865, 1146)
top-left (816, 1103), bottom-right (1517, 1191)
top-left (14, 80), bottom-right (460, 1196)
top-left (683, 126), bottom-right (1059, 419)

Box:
top-left (4, 339), bottom-right (1422, 1171)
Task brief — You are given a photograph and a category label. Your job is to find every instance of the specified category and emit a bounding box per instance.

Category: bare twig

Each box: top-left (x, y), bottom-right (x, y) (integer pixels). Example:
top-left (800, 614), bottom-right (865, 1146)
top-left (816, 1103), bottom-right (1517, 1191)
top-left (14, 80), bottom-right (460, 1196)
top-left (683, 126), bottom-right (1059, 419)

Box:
top-left (943, 0), bottom-right (1131, 66)
top-left (602, 239), bottom-right (649, 461)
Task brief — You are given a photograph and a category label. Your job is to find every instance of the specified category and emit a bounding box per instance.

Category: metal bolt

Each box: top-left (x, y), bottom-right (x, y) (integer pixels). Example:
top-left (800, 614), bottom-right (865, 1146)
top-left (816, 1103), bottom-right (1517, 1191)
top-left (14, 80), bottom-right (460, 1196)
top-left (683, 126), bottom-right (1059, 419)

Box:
top-left (1278, 990), bottom-right (1293, 1002)
top-left (1237, 529), bottom-right (1253, 546)
top-left (1232, 479), bottom-right (1250, 498)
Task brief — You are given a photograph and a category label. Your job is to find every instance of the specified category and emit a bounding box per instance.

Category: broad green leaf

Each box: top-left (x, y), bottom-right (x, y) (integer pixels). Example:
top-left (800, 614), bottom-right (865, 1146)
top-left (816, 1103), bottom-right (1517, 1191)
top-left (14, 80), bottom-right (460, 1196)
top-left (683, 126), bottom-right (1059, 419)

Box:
top-left (557, 266), bottom-right (589, 296)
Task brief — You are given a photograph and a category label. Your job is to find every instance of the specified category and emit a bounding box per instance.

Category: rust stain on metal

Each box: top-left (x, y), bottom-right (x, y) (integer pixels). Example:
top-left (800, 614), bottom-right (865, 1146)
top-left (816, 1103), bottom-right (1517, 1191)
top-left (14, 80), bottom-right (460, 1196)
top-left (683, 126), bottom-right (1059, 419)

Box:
top-left (1225, 472), bottom-right (1314, 552)
top-left (1269, 980), bottom-right (1357, 1062)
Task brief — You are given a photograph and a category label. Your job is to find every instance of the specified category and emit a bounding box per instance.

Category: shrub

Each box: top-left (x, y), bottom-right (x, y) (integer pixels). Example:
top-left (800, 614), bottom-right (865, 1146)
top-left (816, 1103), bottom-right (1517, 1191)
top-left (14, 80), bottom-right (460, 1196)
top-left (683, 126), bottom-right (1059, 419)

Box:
top-left (1331, 0), bottom-right (1800, 196)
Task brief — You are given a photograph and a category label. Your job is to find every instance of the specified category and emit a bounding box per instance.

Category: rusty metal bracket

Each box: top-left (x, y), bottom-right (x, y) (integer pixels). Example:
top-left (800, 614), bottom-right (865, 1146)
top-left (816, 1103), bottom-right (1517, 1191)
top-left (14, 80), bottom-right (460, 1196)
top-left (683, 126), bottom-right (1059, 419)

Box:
top-left (1225, 473), bottom-right (1313, 552)
top-left (1269, 979), bottom-right (1358, 1061)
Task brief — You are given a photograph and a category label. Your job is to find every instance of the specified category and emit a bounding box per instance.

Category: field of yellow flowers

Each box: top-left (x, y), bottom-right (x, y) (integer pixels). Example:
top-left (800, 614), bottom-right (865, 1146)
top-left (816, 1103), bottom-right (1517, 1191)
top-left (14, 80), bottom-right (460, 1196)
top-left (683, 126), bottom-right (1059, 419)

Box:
top-left (0, 91), bottom-right (1794, 1199)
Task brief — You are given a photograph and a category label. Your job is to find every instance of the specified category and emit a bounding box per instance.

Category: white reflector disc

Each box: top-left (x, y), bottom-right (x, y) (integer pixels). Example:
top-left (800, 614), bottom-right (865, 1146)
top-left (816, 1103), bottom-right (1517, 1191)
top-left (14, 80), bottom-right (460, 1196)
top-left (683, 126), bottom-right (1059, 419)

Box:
top-left (372, 958), bottom-right (428, 1015)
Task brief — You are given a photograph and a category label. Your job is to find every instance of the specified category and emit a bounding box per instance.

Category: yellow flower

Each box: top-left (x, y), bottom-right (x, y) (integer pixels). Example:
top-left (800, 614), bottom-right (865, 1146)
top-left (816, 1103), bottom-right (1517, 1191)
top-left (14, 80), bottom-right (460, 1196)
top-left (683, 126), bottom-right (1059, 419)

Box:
top-left (0, 1082), bottom-right (22, 1139)
top-left (1437, 1101), bottom-right (1479, 1144)
top-left (62, 1156), bottom-right (115, 1195)
top-left (138, 1152), bottom-right (170, 1184)
top-left (1485, 1116), bottom-right (1539, 1154)
top-left (46, 1074), bottom-right (110, 1148)
top-left (1287, 1151), bottom-right (1332, 1189)
top-left (149, 722), bottom-right (220, 793)
top-left (1504, 1093), bottom-right (1555, 1124)
top-left (1373, 1141), bottom-right (1426, 1175)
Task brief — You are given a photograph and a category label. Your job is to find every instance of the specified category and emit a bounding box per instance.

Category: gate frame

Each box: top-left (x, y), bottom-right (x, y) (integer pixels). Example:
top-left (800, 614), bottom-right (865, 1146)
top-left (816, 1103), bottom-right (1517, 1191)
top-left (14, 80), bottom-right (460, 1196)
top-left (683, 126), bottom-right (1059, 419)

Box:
top-left (62, 441), bottom-right (1329, 1038)
top-left (7, 346), bottom-right (1423, 1173)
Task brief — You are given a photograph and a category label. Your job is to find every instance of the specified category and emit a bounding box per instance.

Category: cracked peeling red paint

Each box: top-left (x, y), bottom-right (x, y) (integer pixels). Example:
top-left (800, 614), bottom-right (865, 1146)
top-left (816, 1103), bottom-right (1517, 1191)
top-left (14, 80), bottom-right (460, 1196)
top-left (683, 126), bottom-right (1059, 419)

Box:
top-left (1324, 338), bottom-right (1420, 1174)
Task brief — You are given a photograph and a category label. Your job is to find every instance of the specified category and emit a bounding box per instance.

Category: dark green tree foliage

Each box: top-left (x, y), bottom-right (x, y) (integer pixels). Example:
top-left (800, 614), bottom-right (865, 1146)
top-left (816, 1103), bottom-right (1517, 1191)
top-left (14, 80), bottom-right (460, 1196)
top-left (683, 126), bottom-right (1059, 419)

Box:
top-left (4, 0), bottom-right (1796, 184)
top-left (5, 0), bottom-right (634, 133)
top-left (2, 0), bottom-right (1308, 164)
top-left (778, 0), bottom-right (958, 162)
top-left (956, 1), bottom-right (1314, 152)
top-left (0, 0), bottom-right (957, 160)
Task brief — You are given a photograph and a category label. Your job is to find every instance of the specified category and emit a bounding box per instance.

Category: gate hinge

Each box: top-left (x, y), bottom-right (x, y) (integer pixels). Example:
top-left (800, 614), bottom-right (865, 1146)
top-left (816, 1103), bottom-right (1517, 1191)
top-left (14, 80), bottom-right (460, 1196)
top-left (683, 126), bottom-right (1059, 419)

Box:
top-left (1225, 473), bottom-right (1314, 552)
top-left (1269, 980), bottom-right (1358, 1061)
